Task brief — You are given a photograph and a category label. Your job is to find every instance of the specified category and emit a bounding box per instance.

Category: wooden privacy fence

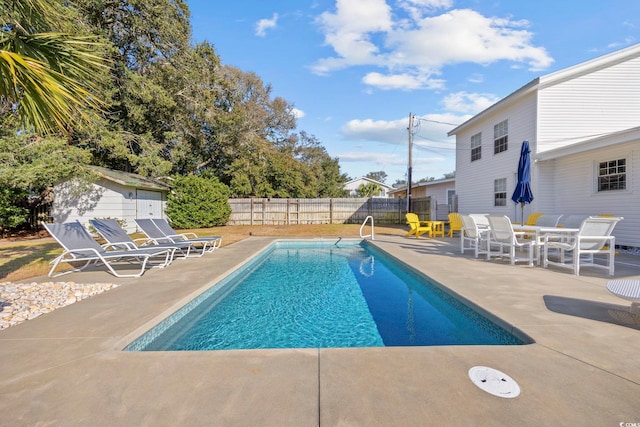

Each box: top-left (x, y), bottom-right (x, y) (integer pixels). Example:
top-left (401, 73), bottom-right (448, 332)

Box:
top-left (227, 197), bottom-right (431, 225)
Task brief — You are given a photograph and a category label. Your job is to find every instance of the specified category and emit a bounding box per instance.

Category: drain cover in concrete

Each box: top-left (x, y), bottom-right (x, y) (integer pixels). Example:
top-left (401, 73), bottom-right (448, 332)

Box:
top-left (468, 366), bottom-right (521, 398)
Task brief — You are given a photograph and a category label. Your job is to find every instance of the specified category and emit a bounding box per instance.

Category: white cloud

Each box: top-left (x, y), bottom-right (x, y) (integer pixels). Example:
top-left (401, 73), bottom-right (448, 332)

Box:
top-left (398, 0), bottom-right (452, 21)
top-left (291, 107), bottom-right (305, 118)
top-left (442, 91), bottom-right (500, 114)
top-left (467, 73), bottom-right (484, 84)
top-left (341, 117), bottom-right (408, 145)
top-left (312, 3), bottom-right (553, 90)
top-left (337, 151), bottom-right (406, 165)
top-left (362, 72), bottom-right (444, 90)
top-left (340, 112), bottom-right (465, 146)
top-left (313, 0), bottom-right (393, 74)
top-left (255, 13), bottom-right (279, 37)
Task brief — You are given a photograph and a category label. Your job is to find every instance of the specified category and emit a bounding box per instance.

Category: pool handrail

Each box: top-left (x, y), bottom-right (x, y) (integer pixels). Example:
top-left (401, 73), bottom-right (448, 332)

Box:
top-left (360, 216), bottom-right (375, 240)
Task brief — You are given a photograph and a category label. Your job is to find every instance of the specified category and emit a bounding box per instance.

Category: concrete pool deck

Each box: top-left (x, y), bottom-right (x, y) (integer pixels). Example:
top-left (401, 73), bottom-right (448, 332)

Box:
top-left (1, 235), bottom-right (639, 426)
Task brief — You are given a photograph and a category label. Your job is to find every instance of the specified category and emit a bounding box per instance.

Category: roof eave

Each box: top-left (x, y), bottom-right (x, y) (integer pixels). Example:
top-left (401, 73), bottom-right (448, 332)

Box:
top-left (536, 126), bottom-right (640, 161)
top-left (447, 78), bottom-right (540, 136)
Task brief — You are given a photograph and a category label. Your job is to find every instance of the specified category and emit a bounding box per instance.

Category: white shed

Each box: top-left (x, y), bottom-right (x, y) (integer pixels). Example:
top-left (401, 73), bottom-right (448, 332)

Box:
top-left (448, 43), bottom-right (640, 248)
top-left (52, 166), bottom-right (170, 233)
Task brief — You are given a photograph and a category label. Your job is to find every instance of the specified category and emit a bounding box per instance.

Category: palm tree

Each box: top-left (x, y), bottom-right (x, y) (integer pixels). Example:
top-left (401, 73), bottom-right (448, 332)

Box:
top-left (0, 0), bottom-right (107, 135)
top-left (356, 182), bottom-right (382, 198)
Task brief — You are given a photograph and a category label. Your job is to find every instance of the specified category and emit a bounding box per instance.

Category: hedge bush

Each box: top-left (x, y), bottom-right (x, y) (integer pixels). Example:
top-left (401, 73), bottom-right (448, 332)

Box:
top-left (165, 175), bottom-right (231, 228)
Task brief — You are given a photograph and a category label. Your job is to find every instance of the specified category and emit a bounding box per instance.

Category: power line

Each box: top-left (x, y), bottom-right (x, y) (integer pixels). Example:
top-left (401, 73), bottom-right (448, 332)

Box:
top-left (413, 117), bottom-right (461, 127)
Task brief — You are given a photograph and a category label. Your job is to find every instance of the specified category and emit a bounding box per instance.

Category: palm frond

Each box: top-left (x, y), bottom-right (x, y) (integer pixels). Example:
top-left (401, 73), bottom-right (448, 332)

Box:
top-left (0, 49), bottom-right (104, 134)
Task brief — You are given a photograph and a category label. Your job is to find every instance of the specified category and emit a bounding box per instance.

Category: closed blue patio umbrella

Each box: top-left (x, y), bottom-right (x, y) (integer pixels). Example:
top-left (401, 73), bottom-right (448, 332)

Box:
top-left (511, 140), bottom-right (534, 223)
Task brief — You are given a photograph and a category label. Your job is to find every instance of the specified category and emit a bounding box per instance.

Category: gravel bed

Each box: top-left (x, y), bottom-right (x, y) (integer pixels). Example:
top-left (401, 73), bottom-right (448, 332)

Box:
top-left (0, 281), bottom-right (119, 330)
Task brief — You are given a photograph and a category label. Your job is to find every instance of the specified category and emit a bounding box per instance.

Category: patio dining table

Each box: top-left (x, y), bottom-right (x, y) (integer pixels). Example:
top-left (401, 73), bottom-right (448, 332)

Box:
top-left (513, 225), bottom-right (580, 263)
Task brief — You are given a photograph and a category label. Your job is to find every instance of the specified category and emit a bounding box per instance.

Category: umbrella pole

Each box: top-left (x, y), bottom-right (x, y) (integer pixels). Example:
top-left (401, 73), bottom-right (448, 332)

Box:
top-left (521, 203), bottom-right (525, 224)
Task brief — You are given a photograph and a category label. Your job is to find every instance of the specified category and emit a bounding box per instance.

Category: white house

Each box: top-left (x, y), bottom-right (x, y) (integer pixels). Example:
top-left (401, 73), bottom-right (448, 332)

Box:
top-left (389, 178), bottom-right (456, 220)
top-left (448, 43), bottom-right (640, 248)
top-left (344, 177), bottom-right (394, 198)
top-left (53, 166), bottom-right (170, 233)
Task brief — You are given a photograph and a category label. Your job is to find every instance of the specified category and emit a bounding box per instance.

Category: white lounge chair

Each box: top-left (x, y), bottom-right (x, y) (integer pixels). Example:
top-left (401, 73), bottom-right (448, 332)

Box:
top-left (460, 214), bottom-right (490, 258)
top-left (135, 219), bottom-right (222, 256)
top-left (486, 215), bottom-right (536, 266)
top-left (89, 218), bottom-right (192, 260)
top-left (543, 216), bottom-right (622, 276)
top-left (543, 216), bottom-right (622, 275)
top-left (43, 221), bottom-right (175, 278)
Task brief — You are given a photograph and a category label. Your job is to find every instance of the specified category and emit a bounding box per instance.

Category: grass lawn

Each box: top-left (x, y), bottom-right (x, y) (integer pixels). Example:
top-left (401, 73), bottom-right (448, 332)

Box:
top-left (0, 224), bottom-right (408, 282)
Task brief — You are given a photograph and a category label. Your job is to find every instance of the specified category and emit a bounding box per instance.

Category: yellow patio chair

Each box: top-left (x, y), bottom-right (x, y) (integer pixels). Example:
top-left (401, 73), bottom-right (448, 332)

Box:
top-left (447, 212), bottom-right (463, 237)
top-left (526, 212), bottom-right (544, 225)
top-left (405, 213), bottom-right (432, 238)
top-left (514, 212), bottom-right (543, 226)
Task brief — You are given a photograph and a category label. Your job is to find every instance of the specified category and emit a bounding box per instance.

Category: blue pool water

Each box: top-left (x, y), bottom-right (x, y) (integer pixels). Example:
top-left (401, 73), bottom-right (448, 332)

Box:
top-left (126, 241), bottom-right (528, 351)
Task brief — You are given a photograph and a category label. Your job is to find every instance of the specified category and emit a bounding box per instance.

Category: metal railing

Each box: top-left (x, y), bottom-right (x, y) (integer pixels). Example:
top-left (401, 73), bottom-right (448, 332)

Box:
top-left (360, 215), bottom-right (375, 240)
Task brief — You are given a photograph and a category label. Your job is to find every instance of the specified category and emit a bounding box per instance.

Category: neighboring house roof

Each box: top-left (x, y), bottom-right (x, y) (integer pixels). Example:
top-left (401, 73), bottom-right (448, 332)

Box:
top-left (388, 177), bottom-right (455, 195)
top-left (448, 43), bottom-right (640, 136)
top-left (344, 177), bottom-right (393, 190)
top-left (89, 166), bottom-right (170, 191)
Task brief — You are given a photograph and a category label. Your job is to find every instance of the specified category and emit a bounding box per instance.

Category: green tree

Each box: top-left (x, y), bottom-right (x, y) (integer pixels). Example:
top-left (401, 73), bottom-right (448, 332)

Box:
top-left (0, 0), bottom-right (107, 135)
top-left (71, 0), bottom-right (192, 176)
top-left (0, 188), bottom-right (28, 238)
top-left (165, 174), bottom-right (231, 228)
top-left (0, 132), bottom-right (93, 229)
top-left (356, 183), bottom-right (381, 198)
top-left (365, 171), bottom-right (387, 183)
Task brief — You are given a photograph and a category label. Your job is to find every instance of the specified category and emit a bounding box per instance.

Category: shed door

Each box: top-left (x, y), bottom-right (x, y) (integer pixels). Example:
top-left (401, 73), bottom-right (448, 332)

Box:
top-left (137, 190), bottom-right (163, 218)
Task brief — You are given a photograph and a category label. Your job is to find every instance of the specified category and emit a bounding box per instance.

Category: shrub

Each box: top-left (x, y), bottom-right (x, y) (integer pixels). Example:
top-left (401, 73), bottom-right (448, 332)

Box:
top-left (0, 188), bottom-right (29, 238)
top-left (165, 175), bottom-right (231, 228)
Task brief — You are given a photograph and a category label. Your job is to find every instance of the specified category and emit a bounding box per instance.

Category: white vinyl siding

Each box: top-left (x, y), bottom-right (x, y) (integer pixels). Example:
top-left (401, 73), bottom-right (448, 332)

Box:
top-left (53, 179), bottom-right (167, 233)
top-left (537, 56), bottom-right (640, 153)
top-left (536, 141), bottom-right (638, 247)
top-left (455, 94), bottom-right (536, 216)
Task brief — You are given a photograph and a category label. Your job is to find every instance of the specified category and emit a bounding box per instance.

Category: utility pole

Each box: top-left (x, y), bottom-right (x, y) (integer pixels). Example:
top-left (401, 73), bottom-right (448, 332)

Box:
top-left (407, 113), bottom-right (413, 213)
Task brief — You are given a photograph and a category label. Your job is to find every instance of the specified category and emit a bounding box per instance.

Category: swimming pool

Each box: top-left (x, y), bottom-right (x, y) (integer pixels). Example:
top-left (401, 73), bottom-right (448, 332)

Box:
top-left (126, 240), bottom-right (529, 351)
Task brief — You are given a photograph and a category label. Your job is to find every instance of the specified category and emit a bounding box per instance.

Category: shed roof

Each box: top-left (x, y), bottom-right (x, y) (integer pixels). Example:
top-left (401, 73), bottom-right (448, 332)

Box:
top-left (90, 166), bottom-right (170, 191)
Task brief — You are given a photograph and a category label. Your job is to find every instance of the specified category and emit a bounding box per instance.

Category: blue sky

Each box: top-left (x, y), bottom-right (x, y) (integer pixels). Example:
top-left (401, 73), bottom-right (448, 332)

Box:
top-left (186, 0), bottom-right (640, 185)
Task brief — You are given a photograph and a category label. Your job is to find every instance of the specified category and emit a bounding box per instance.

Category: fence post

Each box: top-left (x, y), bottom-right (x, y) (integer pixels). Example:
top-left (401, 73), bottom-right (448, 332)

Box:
top-left (329, 199), bottom-right (334, 224)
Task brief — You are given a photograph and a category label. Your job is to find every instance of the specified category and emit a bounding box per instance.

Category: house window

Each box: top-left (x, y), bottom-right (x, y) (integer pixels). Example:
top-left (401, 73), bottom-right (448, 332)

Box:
top-left (494, 178), bottom-right (507, 206)
top-left (494, 120), bottom-right (508, 154)
top-left (471, 133), bottom-right (481, 161)
top-left (598, 158), bottom-right (626, 191)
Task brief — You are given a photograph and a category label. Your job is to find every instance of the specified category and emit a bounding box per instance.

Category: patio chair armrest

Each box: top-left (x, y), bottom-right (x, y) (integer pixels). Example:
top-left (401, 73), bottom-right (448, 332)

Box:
top-left (180, 232), bottom-right (199, 239)
top-left (163, 233), bottom-right (190, 241)
top-left (133, 237), bottom-right (161, 246)
top-left (577, 235), bottom-right (615, 245)
top-left (102, 241), bottom-right (137, 251)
